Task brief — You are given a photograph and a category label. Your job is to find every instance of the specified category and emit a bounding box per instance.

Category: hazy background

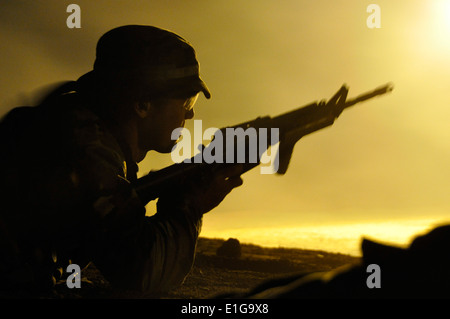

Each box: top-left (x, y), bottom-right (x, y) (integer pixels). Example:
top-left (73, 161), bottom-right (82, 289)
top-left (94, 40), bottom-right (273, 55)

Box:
top-left (1, 0), bottom-right (449, 254)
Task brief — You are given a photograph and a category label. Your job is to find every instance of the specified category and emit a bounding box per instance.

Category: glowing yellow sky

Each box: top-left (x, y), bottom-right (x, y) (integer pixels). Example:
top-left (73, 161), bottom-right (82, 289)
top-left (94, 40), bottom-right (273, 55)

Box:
top-left (0, 1), bottom-right (449, 250)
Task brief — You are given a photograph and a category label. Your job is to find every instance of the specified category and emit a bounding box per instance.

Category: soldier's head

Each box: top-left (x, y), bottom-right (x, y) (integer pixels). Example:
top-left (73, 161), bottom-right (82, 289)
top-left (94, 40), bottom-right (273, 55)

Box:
top-left (77, 25), bottom-right (210, 156)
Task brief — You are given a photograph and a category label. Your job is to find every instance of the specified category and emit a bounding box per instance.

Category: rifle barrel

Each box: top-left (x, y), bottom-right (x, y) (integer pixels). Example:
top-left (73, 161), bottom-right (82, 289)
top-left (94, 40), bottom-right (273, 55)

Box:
top-left (344, 83), bottom-right (394, 109)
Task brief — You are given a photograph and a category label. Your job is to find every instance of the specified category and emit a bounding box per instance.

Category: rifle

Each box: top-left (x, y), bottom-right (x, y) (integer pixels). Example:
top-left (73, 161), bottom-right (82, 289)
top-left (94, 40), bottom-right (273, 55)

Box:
top-left (134, 83), bottom-right (393, 205)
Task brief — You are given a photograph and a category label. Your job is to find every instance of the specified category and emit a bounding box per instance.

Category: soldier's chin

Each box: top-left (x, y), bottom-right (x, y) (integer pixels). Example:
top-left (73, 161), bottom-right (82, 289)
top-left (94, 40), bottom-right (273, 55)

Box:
top-left (158, 140), bottom-right (178, 154)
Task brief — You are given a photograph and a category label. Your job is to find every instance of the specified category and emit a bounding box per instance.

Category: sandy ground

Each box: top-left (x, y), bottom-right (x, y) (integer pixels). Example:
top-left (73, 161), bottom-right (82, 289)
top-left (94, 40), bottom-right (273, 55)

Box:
top-left (43, 237), bottom-right (360, 299)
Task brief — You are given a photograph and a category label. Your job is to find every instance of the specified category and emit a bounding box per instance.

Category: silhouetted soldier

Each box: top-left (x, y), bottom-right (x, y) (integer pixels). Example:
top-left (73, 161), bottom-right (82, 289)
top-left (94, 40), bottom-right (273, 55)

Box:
top-left (0, 25), bottom-right (243, 294)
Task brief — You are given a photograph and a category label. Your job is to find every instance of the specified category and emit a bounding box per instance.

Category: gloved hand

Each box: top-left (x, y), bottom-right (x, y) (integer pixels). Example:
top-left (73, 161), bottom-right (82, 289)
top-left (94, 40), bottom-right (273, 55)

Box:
top-left (183, 164), bottom-right (244, 216)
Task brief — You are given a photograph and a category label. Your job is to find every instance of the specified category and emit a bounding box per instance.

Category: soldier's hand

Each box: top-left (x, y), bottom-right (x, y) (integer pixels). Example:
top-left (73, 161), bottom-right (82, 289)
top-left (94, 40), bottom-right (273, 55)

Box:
top-left (184, 164), bottom-right (244, 216)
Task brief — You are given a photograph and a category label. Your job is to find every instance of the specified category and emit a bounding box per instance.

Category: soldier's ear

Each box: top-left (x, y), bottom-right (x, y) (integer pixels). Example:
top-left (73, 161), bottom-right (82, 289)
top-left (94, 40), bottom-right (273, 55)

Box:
top-left (134, 101), bottom-right (153, 118)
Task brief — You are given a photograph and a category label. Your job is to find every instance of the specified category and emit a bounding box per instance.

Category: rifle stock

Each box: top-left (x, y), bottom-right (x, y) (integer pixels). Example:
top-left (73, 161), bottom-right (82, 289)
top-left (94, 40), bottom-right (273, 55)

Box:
top-left (134, 83), bottom-right (393, 205)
